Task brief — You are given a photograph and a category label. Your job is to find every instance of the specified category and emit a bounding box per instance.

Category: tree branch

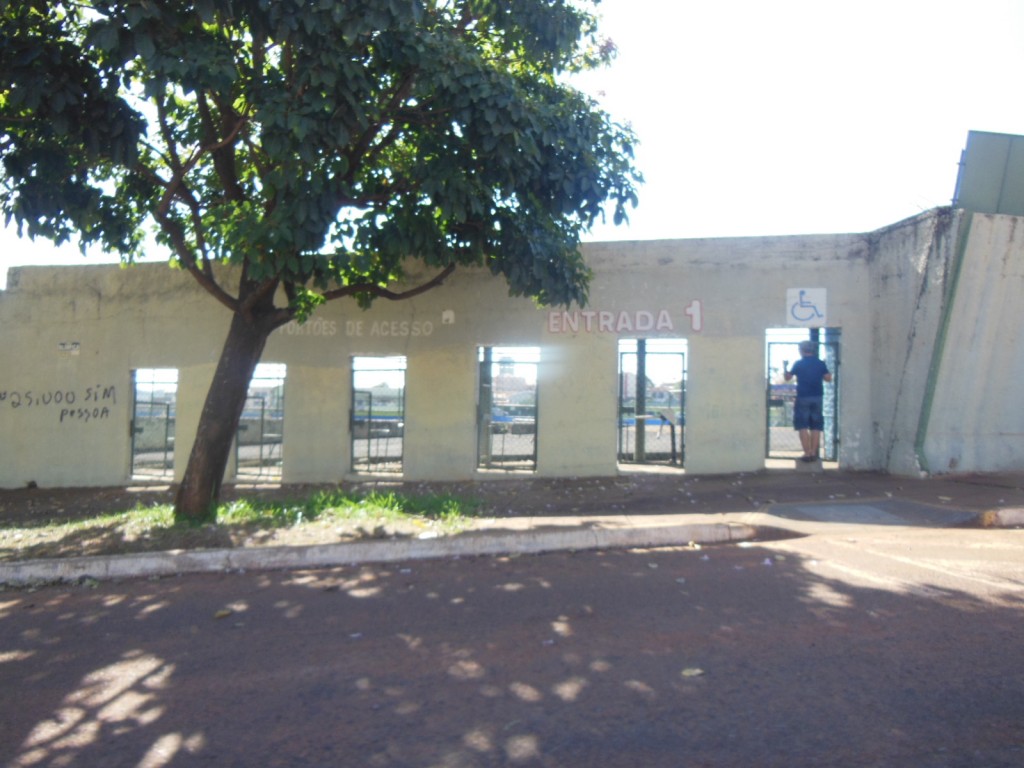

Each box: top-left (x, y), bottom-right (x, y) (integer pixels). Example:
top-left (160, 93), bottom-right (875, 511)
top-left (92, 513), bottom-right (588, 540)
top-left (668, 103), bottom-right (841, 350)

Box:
top-left (149, 89), bottom-right (257, 300)
top-left (320, 263), bottom-right (456, 302)
top-left (199, 93), bottom-right (247, 202)
top-left (152, 208), bottom-right (239, 312)
top-left (342, 70), bottom-right (418, 185)
top-left (239, 276), bottom-right (281, 318)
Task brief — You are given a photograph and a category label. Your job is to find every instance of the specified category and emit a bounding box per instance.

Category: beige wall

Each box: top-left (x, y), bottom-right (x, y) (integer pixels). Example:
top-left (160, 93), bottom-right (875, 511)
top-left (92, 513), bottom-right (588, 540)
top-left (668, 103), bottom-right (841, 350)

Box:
top-left (923, 212), bottom-right (1024, 473)
top-left (2, 207), bottom-right (1020, 489)
top-left (866, 209), bottom-right (959, 475)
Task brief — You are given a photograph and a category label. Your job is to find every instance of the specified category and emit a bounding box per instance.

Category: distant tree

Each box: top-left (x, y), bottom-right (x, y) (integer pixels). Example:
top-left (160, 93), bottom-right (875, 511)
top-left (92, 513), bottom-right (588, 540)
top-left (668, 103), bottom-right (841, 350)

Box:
top-left (0, 0), bottom-right (640, 520)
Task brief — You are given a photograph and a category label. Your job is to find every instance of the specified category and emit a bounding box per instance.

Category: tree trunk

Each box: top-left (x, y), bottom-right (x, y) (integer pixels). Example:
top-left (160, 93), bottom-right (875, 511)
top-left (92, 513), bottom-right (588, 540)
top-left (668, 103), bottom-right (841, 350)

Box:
top-left (174, 310), bottom-right (274, 522)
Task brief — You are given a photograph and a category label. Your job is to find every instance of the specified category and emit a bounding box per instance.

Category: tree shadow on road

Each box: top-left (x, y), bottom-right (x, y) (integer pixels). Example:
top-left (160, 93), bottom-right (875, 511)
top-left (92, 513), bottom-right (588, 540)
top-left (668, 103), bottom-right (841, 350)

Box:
top-left (1, 536), bottom-right (1023, 767)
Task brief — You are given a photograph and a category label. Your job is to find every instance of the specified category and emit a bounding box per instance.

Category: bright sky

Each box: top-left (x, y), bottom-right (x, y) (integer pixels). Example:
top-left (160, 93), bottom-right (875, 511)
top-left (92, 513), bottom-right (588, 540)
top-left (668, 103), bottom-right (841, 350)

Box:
top-left (3, 0), bottom-right (1023, 285)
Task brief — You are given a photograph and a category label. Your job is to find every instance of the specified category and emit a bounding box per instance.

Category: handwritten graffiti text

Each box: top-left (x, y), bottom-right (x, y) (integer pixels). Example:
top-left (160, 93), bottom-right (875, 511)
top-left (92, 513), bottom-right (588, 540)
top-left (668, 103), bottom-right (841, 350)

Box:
top-left (0, 384), bottom-right (117, 424)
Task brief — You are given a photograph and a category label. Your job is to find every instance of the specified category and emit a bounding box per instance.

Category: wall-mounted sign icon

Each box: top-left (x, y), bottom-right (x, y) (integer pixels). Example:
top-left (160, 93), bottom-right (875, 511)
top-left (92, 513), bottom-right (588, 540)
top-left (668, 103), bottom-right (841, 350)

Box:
top-left (787, 288), bottom-right (826, 327)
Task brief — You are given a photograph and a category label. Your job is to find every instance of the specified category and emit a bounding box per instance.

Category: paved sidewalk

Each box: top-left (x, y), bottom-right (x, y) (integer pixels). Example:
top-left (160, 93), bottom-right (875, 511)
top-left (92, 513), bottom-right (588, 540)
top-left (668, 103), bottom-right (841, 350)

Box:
top-left (2, 468), bottom-right (1022, 586)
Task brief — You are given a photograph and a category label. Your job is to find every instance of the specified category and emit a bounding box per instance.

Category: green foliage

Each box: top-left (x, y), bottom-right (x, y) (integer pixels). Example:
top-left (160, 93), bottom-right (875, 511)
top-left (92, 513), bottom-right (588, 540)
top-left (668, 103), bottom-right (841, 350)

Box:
top-left (1, 0), bottom-right (640, 314)
top-left (0, 488), bottom-right (483, 560)
top-left (112, 488), bottom-right (479, 534)
top-left (184, 488), bottom-right (471, 529)
top-left (216, 488), bottom-right (479, 528)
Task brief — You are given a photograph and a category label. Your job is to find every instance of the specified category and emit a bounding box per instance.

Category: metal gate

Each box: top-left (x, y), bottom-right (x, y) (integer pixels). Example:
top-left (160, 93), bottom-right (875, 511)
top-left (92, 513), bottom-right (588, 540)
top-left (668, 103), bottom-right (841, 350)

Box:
top-left (351, 356), bottom-right (406, 473)
top-left (618, 340), bottom-right (685, 465)
top-left (131, 369), bottom-right (177, 479)
top-left (766, 338), bottom-right (839, 461)
top-left (236, 363), bottom-right (285, 480)
top-left (477, 346), bottom-right (539, 470)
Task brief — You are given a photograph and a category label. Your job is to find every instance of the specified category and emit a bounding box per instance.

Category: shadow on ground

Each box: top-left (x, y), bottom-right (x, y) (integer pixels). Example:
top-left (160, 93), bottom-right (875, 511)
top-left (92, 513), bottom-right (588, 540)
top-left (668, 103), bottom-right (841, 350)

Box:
top-left (1, 538), bottom-right (1022, 767)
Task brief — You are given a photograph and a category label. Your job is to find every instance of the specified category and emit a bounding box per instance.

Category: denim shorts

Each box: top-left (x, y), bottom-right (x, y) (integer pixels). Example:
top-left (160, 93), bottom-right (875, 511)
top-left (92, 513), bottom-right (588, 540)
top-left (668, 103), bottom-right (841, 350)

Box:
top-left (793, 397), bottom-right (824, 431)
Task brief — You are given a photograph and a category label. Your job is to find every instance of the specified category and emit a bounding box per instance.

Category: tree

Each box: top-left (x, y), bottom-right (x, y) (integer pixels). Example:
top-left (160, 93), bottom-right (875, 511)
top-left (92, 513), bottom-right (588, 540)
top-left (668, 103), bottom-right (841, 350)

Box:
top-left (0, 0), bottom-right (640, 521)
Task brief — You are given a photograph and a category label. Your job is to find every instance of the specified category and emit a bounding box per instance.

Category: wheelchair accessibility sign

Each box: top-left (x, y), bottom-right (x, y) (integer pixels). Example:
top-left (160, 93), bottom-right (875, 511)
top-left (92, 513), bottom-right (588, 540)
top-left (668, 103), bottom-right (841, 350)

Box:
top-left (787, 288), bottom-right (827, 327)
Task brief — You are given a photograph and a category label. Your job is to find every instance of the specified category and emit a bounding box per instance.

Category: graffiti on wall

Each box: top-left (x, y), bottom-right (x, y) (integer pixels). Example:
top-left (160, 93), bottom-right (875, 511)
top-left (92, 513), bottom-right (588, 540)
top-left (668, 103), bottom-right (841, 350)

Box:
top-left (0, 384), bottom-right (117, 423)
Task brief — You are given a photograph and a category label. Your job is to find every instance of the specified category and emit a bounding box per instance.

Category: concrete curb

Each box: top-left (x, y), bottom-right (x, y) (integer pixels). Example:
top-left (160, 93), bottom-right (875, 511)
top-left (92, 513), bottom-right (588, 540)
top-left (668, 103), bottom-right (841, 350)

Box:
top-left (0, 522), bottom-right (757, 587)
top-left (979, 507), bottom-right (1024, 528)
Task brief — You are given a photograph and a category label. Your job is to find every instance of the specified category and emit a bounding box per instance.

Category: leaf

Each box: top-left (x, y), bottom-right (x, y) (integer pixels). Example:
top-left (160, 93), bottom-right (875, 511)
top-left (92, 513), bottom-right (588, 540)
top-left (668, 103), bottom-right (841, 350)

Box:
top-left (196, 0), bottom-right (216, 24)
top-left (135, 33), bottom-right (156, 60)
top-left (0, 0), bottom-right (640, 438)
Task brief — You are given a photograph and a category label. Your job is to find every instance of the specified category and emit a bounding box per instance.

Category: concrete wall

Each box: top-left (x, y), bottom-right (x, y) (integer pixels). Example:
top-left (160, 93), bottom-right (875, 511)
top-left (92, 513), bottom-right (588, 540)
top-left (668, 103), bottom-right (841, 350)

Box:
top-left (866, 209), bottom-right (959, 474)
top-left (2, 206), bottom-right (1020, 489)
top-left (579, 234), bottom-right (874, 473)
top-left (923, 212), bottom-right (1024, 472)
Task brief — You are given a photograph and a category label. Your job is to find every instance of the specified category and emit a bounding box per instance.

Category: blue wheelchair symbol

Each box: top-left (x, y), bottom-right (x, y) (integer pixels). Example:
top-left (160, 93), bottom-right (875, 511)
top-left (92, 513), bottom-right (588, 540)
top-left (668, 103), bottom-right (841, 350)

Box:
top-left (790, 290), bottom-right (824, 322)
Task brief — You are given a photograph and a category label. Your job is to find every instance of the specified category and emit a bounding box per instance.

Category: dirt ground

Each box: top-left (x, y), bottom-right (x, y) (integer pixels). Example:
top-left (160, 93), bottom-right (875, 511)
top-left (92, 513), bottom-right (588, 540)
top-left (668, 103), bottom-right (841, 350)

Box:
top-left (1, 473), bottom-right (700, 561)
top-left (3, 468), bottom-right (1023, 563)
top-left (0, 474), bottom-right (691, 527)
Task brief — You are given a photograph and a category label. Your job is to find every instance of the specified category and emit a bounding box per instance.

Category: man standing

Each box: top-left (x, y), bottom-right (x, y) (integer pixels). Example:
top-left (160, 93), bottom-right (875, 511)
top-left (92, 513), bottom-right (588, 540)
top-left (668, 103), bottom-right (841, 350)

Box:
top-left (784, 340), bottom-right (833, 462)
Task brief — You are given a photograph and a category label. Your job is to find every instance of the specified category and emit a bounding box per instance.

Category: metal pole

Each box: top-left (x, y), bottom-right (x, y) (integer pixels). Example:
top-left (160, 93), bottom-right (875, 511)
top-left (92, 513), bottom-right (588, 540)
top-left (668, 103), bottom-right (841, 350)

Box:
top-left (635, 339), bottom-right (647, 462)
top-left (479, 348), bottom-right (493, 467)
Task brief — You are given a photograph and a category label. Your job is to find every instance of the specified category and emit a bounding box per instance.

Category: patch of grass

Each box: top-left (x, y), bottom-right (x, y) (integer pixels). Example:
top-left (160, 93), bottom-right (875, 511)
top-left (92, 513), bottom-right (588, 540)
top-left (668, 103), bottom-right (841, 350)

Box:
top-left (47, 505), bottom-right (177, 537)
top-left (0, 489), bottom-right (486, 562)
top-left (215, 489), bottom-right (481, 529)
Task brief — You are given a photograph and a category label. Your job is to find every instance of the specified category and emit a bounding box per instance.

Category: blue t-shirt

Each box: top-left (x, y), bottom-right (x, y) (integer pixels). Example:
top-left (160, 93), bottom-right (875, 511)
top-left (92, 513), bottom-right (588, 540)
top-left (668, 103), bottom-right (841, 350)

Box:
top-left (791, 356), bottom-right (829, 398)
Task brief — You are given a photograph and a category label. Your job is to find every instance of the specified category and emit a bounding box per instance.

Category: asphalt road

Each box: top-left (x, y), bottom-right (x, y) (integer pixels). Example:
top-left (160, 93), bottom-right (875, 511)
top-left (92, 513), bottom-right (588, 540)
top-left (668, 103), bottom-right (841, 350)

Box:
top-left (2, 525), bottom-right (1023, 767)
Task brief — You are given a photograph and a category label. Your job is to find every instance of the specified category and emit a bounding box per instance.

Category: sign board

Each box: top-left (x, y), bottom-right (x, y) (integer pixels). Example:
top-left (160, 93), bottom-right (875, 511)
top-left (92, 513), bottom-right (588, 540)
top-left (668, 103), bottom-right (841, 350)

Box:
top-left (786, 288), bottom-right (827, 327)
